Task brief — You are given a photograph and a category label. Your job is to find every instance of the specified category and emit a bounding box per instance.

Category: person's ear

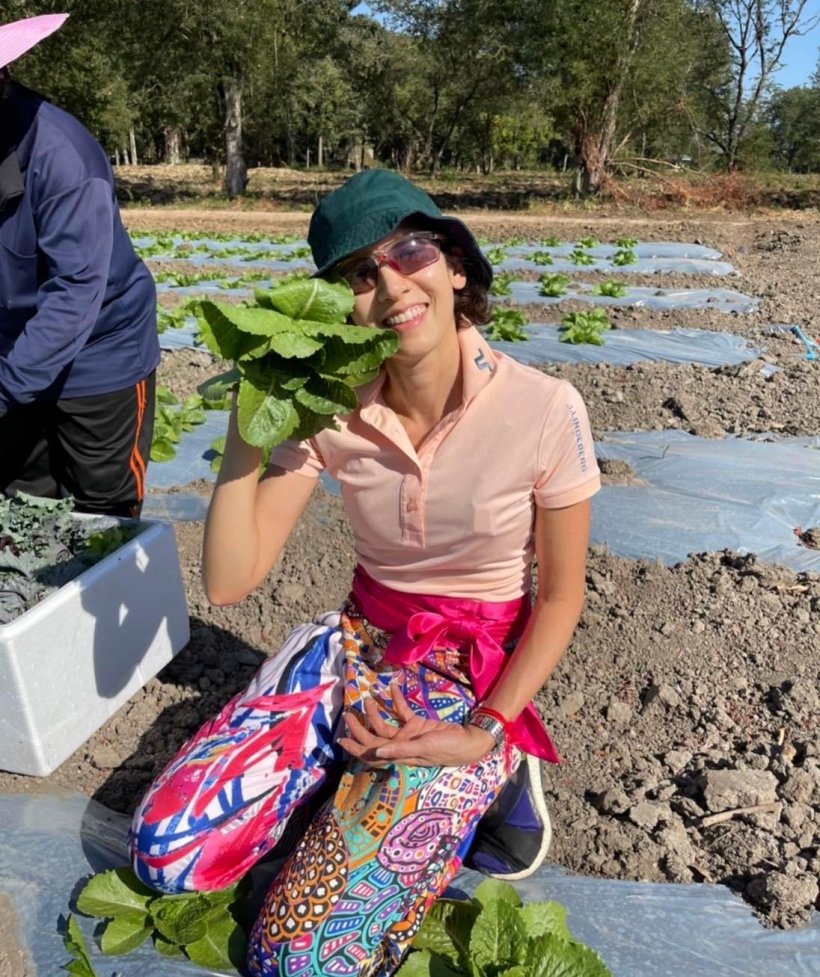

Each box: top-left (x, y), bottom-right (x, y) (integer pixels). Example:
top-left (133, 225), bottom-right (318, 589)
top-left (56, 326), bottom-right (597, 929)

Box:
top-left (446, 247), bottom-right (468, 291)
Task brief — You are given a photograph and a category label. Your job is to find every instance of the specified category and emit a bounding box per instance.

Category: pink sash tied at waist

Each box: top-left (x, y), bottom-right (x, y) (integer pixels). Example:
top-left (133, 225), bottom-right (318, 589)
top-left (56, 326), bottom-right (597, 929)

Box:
top-left (350, 565), bottom-right (559, 763)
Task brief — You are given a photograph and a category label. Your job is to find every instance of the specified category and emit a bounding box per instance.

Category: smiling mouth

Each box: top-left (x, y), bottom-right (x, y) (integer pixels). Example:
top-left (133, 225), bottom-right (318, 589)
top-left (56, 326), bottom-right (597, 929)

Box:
top-left (383, 304), bottom-right (427, 329)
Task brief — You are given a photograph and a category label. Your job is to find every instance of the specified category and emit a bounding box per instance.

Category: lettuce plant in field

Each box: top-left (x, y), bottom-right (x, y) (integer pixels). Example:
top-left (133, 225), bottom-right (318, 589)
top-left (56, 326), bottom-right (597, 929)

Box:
top-left (591, 280), bottom-right (629, 298)
top-left (615, 236), bottom-right (638, 249)
top-left (538, 272), bottom-right (571, 297)
top-left (530, 250), bottom-right (555, 266)
top-left (569, 248), bottom-right (596, 266)
top-left (197, 279), bottom-right (399, 451)
top-left (489, 272), bottom-right (519, 297)
top-left (577, 236), bottom-right (600, 248)
top-left (150, 387), bottom-right (209, 463)
top-left (560, 309), bottom-right (612, 345)
top-left (485, 307), bottom-right (528, 342)
top-left (539, 235), bottom-right (561, 247)
top-left (484, 246), bottom-right (508, 266)
top-left (612, 248), bottom-right (637, 266)
top-left (398, 879), bottom-right (613, 977)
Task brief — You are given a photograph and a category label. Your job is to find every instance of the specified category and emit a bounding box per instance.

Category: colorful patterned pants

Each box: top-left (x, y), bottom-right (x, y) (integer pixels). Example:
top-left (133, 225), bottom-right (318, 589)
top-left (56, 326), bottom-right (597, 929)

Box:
top-left (129, 608), bottom-right (519, 976)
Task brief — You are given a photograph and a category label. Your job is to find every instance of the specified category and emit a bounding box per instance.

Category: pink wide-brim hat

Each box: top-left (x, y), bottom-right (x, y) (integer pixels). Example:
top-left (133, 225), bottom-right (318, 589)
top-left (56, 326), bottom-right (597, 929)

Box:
top-left (0, 13), bottom-right (68, 70)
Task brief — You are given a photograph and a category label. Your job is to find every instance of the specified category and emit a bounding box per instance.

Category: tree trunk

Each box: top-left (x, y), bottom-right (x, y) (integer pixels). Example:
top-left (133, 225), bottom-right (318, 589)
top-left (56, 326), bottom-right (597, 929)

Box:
top-left (318, 133), bottom-right (324, 168)
top-left (164, 127), bottom-right (182, 165)
top-left (223, 77), bottom-right (247, 197)
top-left (576, 0), bottom-right (644, 195)
top-left (129, 128), bottom-right (138, 166)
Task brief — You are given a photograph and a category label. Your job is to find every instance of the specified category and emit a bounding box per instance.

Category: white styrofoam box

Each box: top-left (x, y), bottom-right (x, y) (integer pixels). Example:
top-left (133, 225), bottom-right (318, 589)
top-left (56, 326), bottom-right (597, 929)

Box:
top-left (0, 519), bottom-right (190, 776)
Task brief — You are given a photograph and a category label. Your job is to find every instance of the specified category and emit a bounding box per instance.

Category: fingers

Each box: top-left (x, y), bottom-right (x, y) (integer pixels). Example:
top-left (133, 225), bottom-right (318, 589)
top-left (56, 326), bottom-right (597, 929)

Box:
top-left (343, 709), bottom-right (384, 749)
top-left (388, 681), bottom-right (418, 723)
top-left (362, 695), bottom-right (400, 739)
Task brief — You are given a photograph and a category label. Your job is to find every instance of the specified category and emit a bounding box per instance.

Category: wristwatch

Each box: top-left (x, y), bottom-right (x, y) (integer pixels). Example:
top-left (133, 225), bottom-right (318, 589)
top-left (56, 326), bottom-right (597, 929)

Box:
top-left (467, 709), bottom-right (507, 749)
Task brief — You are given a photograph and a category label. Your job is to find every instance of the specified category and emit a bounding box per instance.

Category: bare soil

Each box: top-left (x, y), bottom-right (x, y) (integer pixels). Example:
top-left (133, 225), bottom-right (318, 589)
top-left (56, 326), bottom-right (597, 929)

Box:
top-left (1, 207), bottom-right (818, 934)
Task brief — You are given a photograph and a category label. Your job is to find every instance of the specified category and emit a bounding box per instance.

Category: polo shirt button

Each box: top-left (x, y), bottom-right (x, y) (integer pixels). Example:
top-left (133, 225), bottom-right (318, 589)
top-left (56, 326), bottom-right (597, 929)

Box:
top-left (406, 500), bottom-right (418, 512)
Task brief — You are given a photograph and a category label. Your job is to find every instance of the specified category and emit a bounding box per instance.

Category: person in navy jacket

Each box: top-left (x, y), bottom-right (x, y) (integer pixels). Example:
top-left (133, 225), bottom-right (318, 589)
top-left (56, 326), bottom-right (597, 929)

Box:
top-left (0, 14), bottom-right (159, 516)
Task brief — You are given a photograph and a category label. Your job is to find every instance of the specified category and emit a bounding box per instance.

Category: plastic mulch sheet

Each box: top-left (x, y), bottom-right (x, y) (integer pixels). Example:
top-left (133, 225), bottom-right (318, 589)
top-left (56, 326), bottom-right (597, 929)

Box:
top-left (504, 280), bottom-right (759, 313)
top-left (1, 792), bottom-right (818, 977)
top-left (159, 320), bottom-right (764, 369)
top-left (143, 420), bottom-right (819, 573)
top-left (488, 325), bottom-right (763, 367)
top-left (497, 256), bottom-right (738, 276)
top-left (593, 431), bottom-right (820, 573)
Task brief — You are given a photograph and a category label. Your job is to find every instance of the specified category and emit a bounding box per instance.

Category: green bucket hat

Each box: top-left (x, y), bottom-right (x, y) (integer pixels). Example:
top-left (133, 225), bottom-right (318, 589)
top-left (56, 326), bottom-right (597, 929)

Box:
top-left (308, 170), bottom-right (493, 289)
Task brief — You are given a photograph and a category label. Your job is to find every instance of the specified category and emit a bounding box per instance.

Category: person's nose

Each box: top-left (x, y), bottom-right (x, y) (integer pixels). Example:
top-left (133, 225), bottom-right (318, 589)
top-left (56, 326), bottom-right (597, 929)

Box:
top-left (376, 261), bottom-right (410, 301)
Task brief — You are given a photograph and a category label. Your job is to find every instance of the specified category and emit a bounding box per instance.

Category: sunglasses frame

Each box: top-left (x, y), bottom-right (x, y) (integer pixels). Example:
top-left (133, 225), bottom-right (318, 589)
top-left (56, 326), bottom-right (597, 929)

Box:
top-left (336, 231), bottom-right (446, 295)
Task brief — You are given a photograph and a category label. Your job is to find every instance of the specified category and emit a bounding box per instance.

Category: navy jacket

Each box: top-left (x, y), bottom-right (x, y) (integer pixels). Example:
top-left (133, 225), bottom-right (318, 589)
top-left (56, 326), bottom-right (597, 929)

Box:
top-left (0, 82), bottom-right (159, 410)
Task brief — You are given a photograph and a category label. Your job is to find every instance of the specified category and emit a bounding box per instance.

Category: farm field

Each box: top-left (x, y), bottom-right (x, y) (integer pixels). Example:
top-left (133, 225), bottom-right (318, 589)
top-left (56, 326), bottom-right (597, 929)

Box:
top-left (1, 191), bottom-right (818, 939)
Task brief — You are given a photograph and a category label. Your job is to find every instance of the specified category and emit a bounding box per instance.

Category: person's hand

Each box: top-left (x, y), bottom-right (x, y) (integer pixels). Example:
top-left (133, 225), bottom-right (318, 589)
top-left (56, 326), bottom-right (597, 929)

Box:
top-left (337, 682), bottom-right (496, 768)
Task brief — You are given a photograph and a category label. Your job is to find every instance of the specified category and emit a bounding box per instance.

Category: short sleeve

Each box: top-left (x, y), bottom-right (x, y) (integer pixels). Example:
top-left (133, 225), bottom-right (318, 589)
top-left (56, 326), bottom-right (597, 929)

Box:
top-left (267, 437), bottom-right (325, 478)
top-left (534, 382), bottom-right (600, 507)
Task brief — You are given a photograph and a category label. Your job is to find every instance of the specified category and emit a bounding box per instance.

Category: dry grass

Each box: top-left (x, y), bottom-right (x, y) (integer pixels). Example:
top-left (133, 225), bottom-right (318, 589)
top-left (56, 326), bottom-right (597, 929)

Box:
top-left (115, 164), bottom-right (820, 214)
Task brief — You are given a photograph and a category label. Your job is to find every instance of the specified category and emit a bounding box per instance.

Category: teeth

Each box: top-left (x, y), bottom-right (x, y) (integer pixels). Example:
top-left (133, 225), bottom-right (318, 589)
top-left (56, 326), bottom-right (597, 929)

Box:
top-left (385, 305), bottom-right (425, 327)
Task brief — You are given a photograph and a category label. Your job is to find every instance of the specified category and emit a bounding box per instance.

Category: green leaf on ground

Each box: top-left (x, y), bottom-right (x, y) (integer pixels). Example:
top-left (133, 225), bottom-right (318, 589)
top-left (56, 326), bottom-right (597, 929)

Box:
top-left (519, 901), bottom-right (571, 941)
top-left (184, 911), bottom-right (247, 970)
top-left (61, 915), bottom-right (98, 977)
top-left (75, 867), bottom-right (155, 924)
top-left (100, 915), bottom-right (154, 955)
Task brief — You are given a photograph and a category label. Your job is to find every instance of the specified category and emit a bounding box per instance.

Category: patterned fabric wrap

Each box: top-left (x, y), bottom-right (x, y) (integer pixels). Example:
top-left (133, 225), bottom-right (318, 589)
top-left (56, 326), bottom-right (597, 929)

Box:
top-left (129, 606), bottom-right (519, 976)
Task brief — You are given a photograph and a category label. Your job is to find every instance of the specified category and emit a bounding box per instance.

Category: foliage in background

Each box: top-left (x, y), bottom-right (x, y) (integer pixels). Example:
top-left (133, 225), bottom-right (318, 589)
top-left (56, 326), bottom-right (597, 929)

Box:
top-left (150, 388), bottom-right (209, 463)
top-left (592, 280), bottom-right (629, 298)
top-left (10, 0), bottom-right (820, 191)
top-left (538, 272), bottom-right (572, 297)
top-left (560, 309), bottom-right (612, 345)
top-left (485, 308), bottom-right (528, 342)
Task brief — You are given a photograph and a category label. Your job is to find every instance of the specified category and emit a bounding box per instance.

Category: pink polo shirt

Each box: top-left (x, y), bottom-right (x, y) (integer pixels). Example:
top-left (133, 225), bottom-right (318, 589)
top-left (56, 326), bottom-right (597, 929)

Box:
top-left (269, 326), bottom-right (600, 601)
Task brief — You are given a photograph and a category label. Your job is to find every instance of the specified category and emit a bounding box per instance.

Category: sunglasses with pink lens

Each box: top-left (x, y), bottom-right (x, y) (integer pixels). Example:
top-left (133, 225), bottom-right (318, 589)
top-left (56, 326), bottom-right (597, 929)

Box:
top-left (337, 233), bottom-right (444, 295)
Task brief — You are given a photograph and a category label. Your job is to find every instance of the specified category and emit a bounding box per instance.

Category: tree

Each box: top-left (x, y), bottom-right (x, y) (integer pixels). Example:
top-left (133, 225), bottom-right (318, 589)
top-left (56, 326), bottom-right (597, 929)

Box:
top-left (696, 0), bottom-right (820, 169)
top-left (371, 0), bottom-right (518, 174)
top-left (765, 85), bottom-right (820, 170)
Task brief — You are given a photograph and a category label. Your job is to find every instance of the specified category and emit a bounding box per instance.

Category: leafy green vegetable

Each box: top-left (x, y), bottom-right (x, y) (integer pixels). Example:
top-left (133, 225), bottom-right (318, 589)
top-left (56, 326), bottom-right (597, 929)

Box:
top-left (612, 248), bottom-right (638, 266)
top-left (505, 235), bottom-right (525, 246)
top-left (538, 272), bottom-right (572, 297)
top-left (100, 916), bottom-right (154, 955)
top-left (484, 246), bottom-right (508, 265)
top-left (577, 236), bottom-right (600, 248)
top-left (197, 279), bottom-right (398, 451)
top-left (615, 236), bottom-right (638, 248)
top-left (0, 494), bottom-right (138, 623)
top-left (150, 390), bottom-right (208, 462)
top-left (591, 279), bottom-right (629, 298)
top-left (568, 248), bottom-right (597, 266)
top-left (485, 308), bottom-right (528, 342)
top-left (539, 236), bottom-right (561, 247)
top-left (156, 298), bottom-right (202, 334)
top-left (489, 271), bottom-right (519, 296)
top-left (73, 866), bottom-right (247, 972)
top-left (559, 309), bottom-right (612, 345)
top-left (399, 880), bottom-right (612, 977)
top-left (62, 914), bottom-right (98, 977)
top-left (83, 526), bottom-right (138, 558)
top-left (530, 250), bottom-right (555, 266)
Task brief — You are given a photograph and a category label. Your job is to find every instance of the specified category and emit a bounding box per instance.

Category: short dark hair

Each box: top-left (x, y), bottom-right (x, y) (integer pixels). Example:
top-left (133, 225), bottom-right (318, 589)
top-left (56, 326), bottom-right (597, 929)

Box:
top-left (439, 239), bottom-right (492, 327)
